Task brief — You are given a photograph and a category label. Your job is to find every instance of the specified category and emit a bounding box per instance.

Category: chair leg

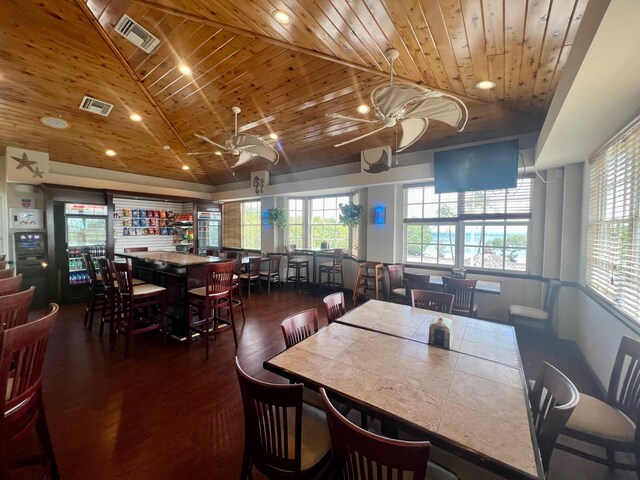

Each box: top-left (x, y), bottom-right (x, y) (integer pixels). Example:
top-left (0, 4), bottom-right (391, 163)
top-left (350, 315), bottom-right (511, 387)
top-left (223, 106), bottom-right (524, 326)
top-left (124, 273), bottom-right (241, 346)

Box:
top-left (35, 399), bottom-right (59, 480)
top-left (229, 297), bottom-right (238, 349)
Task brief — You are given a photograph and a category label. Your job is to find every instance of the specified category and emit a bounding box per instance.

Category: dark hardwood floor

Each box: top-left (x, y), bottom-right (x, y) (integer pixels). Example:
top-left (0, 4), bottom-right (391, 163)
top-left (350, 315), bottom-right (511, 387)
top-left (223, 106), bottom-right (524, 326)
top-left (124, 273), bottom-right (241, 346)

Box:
top-left (21, 287), bottom-right (635, 479)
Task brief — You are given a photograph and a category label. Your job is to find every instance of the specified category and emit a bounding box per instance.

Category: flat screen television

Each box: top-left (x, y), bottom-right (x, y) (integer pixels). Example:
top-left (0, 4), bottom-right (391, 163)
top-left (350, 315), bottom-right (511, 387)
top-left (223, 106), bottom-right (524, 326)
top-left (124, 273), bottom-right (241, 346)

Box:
top-left (434, 139), bottom-right (519, 193)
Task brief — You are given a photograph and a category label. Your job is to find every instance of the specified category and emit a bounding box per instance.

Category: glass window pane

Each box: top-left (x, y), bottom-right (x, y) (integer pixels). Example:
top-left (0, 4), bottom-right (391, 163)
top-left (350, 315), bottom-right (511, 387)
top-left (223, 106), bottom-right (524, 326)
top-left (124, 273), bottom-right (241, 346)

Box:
top-left (484, 225), bottom-right (505, 248)
top-left (464, 246), bottom-right (482, 267)
top-left (407, 188), bottom-right (423, 204)
top-left (483, 247), bottom-right (504, 269)
top-left (464, 225), bottom-right (483, 246)
top-left (407, 204), bottom-right (423, 219)
top-left (407, 225), bottom-right (422, 244)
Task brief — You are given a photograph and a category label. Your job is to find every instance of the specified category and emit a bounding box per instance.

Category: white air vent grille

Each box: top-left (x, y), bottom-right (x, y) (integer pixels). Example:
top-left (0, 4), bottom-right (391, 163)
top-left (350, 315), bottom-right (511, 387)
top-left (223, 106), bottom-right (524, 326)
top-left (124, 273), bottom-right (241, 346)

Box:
top-left (79, 96), bottom-right (114, 116)
top-left (114, 14), bottom-right (161, 54)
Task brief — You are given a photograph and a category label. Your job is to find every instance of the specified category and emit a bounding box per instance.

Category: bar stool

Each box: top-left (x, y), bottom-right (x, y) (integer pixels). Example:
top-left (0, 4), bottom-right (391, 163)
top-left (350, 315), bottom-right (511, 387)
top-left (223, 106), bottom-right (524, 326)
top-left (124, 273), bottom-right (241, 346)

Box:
top-left (112, 261), bottom-right (166, 358)
top-left (259, 255), bottom-right (283, 294)
top-left (353, 261), bottom-right (384, 302)
top-left (187, 261), bottom-right (237, 360)
top-left (82, 252), bottom-right (104, 331)
top-left (231, 254), bottom-right (246, 325)
top-left (285, 244), bottom-right (309, 293)
top-left (319, 249), bottom-right (344, 292)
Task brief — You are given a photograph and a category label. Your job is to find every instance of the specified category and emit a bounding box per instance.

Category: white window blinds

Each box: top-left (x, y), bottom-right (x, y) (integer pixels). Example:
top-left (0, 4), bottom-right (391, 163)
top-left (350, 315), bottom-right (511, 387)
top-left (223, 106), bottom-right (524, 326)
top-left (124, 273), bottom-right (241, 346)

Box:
top-left (587, 116), bottom-right (640, 322)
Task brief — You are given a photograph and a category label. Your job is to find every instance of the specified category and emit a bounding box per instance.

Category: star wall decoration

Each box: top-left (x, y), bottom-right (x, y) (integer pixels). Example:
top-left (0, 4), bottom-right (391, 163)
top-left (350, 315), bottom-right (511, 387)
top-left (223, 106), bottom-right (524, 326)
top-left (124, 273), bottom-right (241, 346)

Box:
top-left (11, 152), bottom-right (42, 178)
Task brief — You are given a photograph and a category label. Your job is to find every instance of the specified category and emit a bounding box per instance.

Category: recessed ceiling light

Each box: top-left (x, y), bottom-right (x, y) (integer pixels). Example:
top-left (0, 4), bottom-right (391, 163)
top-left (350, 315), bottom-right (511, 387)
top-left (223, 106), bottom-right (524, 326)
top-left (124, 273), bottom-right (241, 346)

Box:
top-left (129, 113), bottom-right (142, 122)
top-left (215, 151), bottom-right (222, 156)
top-left (162, 145), bottom-right (171, 150)
top-left (40, 117), bottom-right (69, 129)
top-left (475, 80), bottom-right (496, 90)
top-left (105, 149), bottom-right (116, 157)
top-left (178, 64), bottom-right (192, 76)
top-left (357, 104), bottom-right (370, 114)
top-left (182, 165), bottom-right (190, 170)
top-left (269, 133), bottom-right (278, 140)
top-left (272, 10), bottom-right (291, 24)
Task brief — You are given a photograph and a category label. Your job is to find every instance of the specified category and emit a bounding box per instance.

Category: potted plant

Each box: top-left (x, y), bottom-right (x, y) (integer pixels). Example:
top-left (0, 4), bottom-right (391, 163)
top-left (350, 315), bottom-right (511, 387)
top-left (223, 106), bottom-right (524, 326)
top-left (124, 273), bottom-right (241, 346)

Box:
top-left (266, 206), bottom-right (287, 229)
top-left (339, 202), bottom-right (363, 228)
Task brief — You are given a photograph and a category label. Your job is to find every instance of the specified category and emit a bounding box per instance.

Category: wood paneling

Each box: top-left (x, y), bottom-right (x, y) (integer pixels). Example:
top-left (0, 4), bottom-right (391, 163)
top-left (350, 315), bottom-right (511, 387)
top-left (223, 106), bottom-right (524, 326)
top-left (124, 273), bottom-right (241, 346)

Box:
top-left (0, 0), bottom-right (589, 186)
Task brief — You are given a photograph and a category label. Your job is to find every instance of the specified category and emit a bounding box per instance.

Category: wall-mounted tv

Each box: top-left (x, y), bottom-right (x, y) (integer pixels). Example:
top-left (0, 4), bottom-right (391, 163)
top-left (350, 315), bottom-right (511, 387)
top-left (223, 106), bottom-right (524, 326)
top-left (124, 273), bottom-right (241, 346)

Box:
top-left (434, 139), bottom-right (519, 193)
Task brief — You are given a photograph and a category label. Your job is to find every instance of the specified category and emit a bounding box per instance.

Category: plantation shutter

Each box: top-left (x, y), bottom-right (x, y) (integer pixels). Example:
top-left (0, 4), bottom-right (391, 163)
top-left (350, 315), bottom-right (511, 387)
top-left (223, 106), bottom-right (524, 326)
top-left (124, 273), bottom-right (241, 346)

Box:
top-left (587, 116), bottom-right (640, 322)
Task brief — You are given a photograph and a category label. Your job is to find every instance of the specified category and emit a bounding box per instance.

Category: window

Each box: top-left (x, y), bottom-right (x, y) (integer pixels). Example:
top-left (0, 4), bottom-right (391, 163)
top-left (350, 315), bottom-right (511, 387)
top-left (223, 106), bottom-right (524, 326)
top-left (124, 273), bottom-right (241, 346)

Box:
top-left (403, 179), bottom-right (532, 271)
top-left (240, 201), bottom-right (261, 250)
top-left (310, 195), bottom-right (350, 250)
top-left (587, 116), bottom-right (640, 322)
top-left (287, 198), bottom-right (304, 248)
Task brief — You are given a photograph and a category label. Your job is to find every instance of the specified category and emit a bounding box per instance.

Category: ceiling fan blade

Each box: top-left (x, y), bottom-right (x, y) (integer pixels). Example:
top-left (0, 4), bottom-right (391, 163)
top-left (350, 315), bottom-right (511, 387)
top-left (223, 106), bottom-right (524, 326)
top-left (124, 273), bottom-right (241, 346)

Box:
top-left (334, 124), bottom-right (389, 148)
top-left (231, 151), bottom-right (256, 168)
top-left (187, 152), bottom-right (219, 156)
top-left (402, 97), bottom-right (465, 129)
top-left (397, 118), bottom-right (429, 152)
top-left (326, 113), bottom-right (378, 124)
top-left (194, 133), bottom-right (227, 151)
top-left (371, 83), bottom-right (431, 118)
top-left (241, 144), bottom-right (279, 164)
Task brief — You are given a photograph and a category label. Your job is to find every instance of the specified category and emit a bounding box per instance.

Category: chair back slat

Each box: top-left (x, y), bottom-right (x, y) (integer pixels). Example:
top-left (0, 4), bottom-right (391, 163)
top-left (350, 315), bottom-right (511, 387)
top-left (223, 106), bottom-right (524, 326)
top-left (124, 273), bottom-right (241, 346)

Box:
top-left (112, 261), bottom-right (134, 296)
top-left (281, 309), bottom-right (318, 349)
top-left (387, 264), bottom-right (404, 290)
top-left (529, 361), bottom-right (579, 472)
top-left (323, 292), bottom-right (345, 324)
top-left (609, 336), bottom-right (640, 423)
top-left (442, 277), bottom-right (477, 316)
top-left (403, 273), bottom-right (430, 298)
top-left (1, 303), bottom-right (58, 415)
top-left (97, 258), bottom-right (116, 289)
top-left (320, 388), bottom-right (430, 480)
top-left (411, 290), bottom-right (454, 314)
top-left (235, 358), bottom-right (303, 477)
top-left (0, 287), bottom-right (35, 331)
top-left (0, 274), bottom-right (23, 297)
top-left (82, 253), bottom-right (99, 287)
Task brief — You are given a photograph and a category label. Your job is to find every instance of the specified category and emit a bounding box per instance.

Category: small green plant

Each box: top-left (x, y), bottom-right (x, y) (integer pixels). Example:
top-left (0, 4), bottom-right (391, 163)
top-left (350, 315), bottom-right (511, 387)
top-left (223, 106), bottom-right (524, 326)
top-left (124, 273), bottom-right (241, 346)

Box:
top-left (266, 206), bottom-right (287, 229)
top-left (339, 203), bottom-right (363, 228)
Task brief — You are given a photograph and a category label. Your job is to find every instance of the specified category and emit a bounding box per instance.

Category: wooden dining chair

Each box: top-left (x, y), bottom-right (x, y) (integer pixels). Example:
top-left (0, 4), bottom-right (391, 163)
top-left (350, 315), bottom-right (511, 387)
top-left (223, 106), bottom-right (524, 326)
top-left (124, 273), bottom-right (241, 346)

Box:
top-left (509, 280), bottom-right (561, 335)
top-left (557, 335), bottom-right (640, 474)
top-left (0, 269), bottom-right (14, 280)
top-left (529, 361), bottom-right (580, 473)
top-left (205, 248), bottom-right (220, 257)
top-left (123, 247), bottom-right (148, 253)
top-left (82, 252), bottom-right (105, 331)
top-left (320, 388), bottom-right (457, 480)
top-left (281, 308), bottom-right (319, 349)
top-left (217, 252), bottom-right (229, 259)
top-left (387, 264), bottom-right (405, 303)
top-left (235, 357), bottom-right (331, 480)
top-left (411, 289), bottom-right (454, 314)
top-left (0, 287), bottom-right (35, 331)
top-left (259, 255), bottom-right (283, 294)
top-left (442, 277), bottom-right (477, 317)
top-left (319, 249), bottom-right (345, 292)
top-left (112, 260), bottom-right (166, 359)
top-left (0, 274), bottom-right (22, 296)
top-left (403, 273), bottom-right (431, 302)
top-left (187, 261), bottom-right (236, 360)
top-left (1, 303), bottom-right (59, 480)
top-left (323, 292), bottom-right (345, 324)
top-left (239, 256), bottom-right (262, 298)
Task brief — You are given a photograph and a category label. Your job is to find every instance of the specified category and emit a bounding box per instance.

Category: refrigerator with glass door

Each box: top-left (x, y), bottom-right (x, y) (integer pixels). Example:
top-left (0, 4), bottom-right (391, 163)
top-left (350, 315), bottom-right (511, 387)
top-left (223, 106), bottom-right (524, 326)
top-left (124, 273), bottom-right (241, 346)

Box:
top-left (196, 210), bottom-right (221, 255)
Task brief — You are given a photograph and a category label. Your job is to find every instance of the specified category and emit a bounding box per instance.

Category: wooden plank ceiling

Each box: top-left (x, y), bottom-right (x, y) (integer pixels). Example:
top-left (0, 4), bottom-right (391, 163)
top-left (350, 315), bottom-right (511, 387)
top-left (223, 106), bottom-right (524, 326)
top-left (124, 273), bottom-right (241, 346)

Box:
top-left (0, 0), bottom-right (588, 186)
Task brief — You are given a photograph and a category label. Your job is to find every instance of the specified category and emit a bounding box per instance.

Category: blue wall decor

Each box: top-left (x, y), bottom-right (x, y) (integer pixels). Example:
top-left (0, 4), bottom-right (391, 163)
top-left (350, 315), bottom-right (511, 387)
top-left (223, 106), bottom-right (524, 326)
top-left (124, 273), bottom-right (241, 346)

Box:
top-left (374, 206), bottom-right (386, 225)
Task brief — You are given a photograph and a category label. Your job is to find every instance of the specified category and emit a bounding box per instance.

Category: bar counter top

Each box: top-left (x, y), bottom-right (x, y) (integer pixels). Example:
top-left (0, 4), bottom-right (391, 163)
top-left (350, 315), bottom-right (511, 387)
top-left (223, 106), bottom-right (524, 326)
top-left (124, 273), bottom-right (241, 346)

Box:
top-left (116, 251), bottom-right (222, 266)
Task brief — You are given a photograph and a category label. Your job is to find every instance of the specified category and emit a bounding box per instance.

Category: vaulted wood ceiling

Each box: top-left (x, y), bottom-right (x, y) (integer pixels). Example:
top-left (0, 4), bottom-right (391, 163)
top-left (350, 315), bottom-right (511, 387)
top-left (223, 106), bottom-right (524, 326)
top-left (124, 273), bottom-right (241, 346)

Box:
top-left (0, 0), bottom-right (588, 186)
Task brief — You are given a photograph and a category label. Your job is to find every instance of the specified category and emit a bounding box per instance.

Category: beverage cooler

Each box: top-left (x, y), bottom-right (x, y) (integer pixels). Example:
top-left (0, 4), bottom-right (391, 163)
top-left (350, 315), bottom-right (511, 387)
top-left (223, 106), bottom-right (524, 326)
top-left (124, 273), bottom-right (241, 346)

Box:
top-left (197, 210), bottom-right (221, 254)
top-left (55, 203), bottom-right (108, 304)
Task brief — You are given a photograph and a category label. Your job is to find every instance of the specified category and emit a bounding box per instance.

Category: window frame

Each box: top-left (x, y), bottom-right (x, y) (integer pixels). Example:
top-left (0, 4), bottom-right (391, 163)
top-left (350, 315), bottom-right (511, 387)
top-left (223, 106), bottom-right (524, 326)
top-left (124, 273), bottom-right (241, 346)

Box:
top-left (402, 178), bottom-right (533, 272)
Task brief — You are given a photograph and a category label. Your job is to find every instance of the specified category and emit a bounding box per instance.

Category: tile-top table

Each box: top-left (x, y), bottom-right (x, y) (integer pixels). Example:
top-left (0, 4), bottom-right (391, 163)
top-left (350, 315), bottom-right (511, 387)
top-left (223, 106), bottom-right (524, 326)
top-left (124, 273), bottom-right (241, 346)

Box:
top-left (336, 299), bottom-right (519, 367)
top-left (265, 313), bottom-right (542, 480)
top-left (117, 251), bottom-right (223, 266)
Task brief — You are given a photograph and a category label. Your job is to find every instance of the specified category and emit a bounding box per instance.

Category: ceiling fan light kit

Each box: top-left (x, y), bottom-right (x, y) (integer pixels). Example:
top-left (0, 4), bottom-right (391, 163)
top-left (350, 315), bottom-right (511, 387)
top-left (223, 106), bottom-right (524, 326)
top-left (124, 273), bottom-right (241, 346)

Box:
top-left (327, 48), bottom-right (468, 153)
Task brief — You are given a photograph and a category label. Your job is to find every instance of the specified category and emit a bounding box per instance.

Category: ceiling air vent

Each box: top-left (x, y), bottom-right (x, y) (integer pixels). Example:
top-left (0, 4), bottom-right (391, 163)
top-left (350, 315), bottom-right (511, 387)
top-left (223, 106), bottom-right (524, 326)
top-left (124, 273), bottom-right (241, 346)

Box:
top-left (79, 96), bottom-right (114, 116)
top-left (114, 14), bottom-right (160, 54)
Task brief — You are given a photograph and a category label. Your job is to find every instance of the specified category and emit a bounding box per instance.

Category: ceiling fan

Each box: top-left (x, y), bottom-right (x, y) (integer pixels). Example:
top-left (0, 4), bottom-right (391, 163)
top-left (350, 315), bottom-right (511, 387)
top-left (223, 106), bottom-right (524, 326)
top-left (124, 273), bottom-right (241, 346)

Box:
top-left (327, 48), bottom-right (468, 152)
top-left (188, 106), bottom-right (279, 168)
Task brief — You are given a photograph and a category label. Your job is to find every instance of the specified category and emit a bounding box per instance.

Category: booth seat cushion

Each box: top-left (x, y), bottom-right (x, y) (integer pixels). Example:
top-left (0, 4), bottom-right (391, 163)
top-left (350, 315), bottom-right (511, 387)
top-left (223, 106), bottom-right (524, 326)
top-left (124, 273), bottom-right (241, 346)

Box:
top-left (509, 304), bottom-right (548, 320)
top-left (565, 393), bottom-right (635, 443)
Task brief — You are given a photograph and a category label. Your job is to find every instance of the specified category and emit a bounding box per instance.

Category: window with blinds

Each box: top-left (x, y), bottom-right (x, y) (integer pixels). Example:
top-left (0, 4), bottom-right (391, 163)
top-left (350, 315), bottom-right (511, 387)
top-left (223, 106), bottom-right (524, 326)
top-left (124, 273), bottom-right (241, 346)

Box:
top-left (403, 178), bottom-right (532, 271)
top-left (587, 116), bottom-right (640, 322)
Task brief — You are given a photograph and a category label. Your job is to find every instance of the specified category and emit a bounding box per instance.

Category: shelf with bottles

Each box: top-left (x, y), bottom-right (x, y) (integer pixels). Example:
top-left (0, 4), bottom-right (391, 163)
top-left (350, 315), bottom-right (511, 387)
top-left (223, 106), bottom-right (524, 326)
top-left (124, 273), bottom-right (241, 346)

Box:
top-left (68, 271), bottom-right (90, 285)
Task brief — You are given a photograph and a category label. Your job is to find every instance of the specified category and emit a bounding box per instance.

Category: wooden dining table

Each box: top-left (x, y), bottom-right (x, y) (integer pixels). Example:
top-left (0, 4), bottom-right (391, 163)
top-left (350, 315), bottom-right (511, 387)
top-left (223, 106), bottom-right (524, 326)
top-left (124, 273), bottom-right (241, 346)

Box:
top-left (264, 300), bottom-right (542, 480)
